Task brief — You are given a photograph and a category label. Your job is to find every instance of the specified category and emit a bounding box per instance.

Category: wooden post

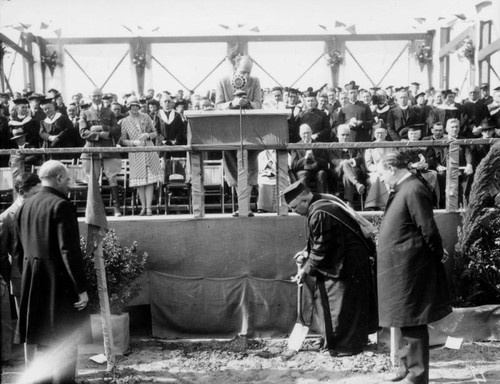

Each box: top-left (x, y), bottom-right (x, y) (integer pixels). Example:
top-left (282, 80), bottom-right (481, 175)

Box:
top-left (426, 32), bottom-right (434, 89)
top-left (190, 151), bottom-right (204, 217)
top-left (236, 148), bottom-right (250, 217)
top-left (446, 142), bottom-right (460, 211)
top-left (25, 33), bottom-right (35, 92)
top-left (276, 149), bottom-right (289, 216)
top-left (439, 28), bottom-right (450, 89)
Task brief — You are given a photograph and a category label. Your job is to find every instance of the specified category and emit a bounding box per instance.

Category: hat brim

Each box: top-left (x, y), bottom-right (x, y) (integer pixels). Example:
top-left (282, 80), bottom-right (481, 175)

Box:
top-left (11, 133), bottom-right (28, 140)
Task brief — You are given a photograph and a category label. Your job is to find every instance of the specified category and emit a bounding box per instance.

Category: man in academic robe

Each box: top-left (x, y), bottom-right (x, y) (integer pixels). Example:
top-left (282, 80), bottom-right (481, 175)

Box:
top-left (39, 97), bottom-right (81, 161)
top-left (9, 98), bottom-right (40, 149)
top-left (294, 91), bottom-right (332, 142)
top-left (386, 89), bottom-right (421, 141)
top-left (284, 180), bottom-right (377, 357)
top-left (337, 85), bottom-right (374, 142)
top-left (461, 85), bottom-right (490, 138)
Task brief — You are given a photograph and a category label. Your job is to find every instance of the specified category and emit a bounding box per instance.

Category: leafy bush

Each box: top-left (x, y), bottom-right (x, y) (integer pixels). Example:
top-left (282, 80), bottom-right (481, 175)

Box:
top-left (455, 209), bottom-right (500, 306)
top-left (455, 142), bottom-right (500, 306)
top-left (81, 229), bottom-right (148, 315)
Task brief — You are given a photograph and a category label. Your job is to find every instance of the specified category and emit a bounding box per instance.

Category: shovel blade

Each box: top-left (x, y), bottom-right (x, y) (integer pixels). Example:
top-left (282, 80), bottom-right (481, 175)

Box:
top-left (287, 322), bottom-right (309, 351)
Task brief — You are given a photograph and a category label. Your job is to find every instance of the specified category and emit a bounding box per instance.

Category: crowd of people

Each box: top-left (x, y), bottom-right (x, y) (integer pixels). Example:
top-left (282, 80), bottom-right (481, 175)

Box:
top-left (0, 54), bottom-right (498, 383)
top-left (1, 56), bottom-right (500, 215)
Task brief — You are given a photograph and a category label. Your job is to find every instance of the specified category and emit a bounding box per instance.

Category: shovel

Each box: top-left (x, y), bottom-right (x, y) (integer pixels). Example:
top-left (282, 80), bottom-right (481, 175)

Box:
top-left (287, 283), bottom-right (309, 351)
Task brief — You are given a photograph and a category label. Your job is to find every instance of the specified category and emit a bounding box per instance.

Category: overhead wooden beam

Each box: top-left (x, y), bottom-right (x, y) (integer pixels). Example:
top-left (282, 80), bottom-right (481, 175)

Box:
top-left (478, 37), bottom-right (500, 62)
top-left (43, 33), bottom-right (431, 45)
top-left (0, 33), bottom-right (34, 63)
top-left (439, 26), bottom-right (475, 59)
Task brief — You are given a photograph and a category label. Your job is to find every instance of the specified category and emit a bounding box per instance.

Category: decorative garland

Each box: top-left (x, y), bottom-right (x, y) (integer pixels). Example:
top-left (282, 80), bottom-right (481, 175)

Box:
top-left (325, 49), bottom-right (343, 67)
top-left (133, 52), bottom-right (147, 68)
top-left (457, 38), bottom-right (475, 63)
top-left (414, 44), bottom-right (432, 64)
top-left (41, 50), bottom-right (59, 75)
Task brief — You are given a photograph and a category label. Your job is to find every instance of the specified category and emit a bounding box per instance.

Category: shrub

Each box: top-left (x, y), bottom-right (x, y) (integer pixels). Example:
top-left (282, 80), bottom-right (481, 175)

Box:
top-left (455, 208), bottom-right (500, 306)
top-left (455, 142), bottom-right (500, 306)
top-left (81, 229), bottom-right (148, 315)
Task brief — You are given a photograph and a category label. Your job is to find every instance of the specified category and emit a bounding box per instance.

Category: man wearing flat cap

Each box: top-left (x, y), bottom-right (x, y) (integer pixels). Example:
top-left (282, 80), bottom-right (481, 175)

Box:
top-left (283, 180), bottom-right (377, 357)
top-left (479, 83), bottom-right (493, 107)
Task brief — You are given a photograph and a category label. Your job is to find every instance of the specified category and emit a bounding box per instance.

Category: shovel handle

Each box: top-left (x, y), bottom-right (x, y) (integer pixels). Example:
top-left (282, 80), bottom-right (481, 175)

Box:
top-left (297, 283), bottom-right (307, 325)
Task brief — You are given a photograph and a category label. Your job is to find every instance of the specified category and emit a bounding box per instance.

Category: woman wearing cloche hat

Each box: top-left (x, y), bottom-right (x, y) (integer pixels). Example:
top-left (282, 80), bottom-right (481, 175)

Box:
top-left (119, 96), bottom-right (163, 215)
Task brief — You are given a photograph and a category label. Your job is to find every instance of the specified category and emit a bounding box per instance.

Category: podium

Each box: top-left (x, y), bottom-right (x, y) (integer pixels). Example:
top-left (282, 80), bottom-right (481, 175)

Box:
top-left (186, 110), bottom-right (290, 217)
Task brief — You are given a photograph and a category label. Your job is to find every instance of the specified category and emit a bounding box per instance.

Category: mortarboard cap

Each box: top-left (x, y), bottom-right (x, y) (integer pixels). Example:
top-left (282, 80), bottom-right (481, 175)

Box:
top-left (40, 97), bottom-right (54, 105)
top-left (281, 179), bottom-right (309, 205)
top-left (13, 98), bottom-right (29, 105)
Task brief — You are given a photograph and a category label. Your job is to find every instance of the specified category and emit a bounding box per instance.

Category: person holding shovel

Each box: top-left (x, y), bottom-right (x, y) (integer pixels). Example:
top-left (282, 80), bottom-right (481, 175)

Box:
top-left (283, 179), bottom-right (378, 357)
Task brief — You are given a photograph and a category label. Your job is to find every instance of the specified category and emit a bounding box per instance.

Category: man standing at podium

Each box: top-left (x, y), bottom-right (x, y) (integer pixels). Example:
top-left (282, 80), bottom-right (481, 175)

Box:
top-left (216, 55), bottom-right (262, 217)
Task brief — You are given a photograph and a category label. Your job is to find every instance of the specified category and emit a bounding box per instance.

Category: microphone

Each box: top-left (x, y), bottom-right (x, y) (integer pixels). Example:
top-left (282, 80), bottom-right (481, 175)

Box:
top-left (231, 73), bottom-right (247, 90)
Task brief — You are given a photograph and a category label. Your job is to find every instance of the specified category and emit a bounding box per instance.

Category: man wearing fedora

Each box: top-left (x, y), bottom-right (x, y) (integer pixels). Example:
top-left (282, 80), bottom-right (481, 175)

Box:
top-left (8, 126), bottom-right (40, 181)
top-left (79, 87), bottom-right (123, 217)
top-left (28, 92), bottom-right (46, 124)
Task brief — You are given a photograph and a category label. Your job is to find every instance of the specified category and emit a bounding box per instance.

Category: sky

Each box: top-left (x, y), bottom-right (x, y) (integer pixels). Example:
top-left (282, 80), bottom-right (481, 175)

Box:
top-left (0, 0), bottom-right (498, 98)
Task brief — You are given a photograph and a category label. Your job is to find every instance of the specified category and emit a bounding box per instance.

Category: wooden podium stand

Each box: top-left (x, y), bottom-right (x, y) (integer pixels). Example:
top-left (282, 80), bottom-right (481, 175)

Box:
top-left (186, 110), bottom-right (290, 217)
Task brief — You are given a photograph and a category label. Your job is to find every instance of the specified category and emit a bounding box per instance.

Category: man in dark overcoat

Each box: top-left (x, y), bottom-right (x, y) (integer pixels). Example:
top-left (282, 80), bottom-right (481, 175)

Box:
top-left (376, 152), bottom-right (451, 384)
top-left (284, 180), bottom-right (377, 357)
top-left (15, 160), bottom-right (90, 383)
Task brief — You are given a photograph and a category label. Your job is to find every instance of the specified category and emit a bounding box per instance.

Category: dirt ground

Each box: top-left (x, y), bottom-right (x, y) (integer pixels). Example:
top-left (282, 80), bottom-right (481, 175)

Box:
top-left (2, 337), bottom-right (500, 384)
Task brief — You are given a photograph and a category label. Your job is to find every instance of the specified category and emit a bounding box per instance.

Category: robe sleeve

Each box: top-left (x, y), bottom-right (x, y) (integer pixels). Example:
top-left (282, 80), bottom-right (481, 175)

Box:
top-left (55, 200), bottom-right (87, 294)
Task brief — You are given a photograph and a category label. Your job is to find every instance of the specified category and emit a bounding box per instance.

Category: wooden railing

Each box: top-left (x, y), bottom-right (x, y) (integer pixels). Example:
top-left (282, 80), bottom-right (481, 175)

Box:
top-left (1, 138), bottom-right (498, 215)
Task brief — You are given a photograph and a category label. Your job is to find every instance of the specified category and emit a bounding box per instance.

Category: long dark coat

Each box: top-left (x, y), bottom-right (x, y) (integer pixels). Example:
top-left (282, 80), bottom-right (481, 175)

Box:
top-left (377, 175), bottom-right (451, 327)
top-left (15, 186), bottom-right (89, 345)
